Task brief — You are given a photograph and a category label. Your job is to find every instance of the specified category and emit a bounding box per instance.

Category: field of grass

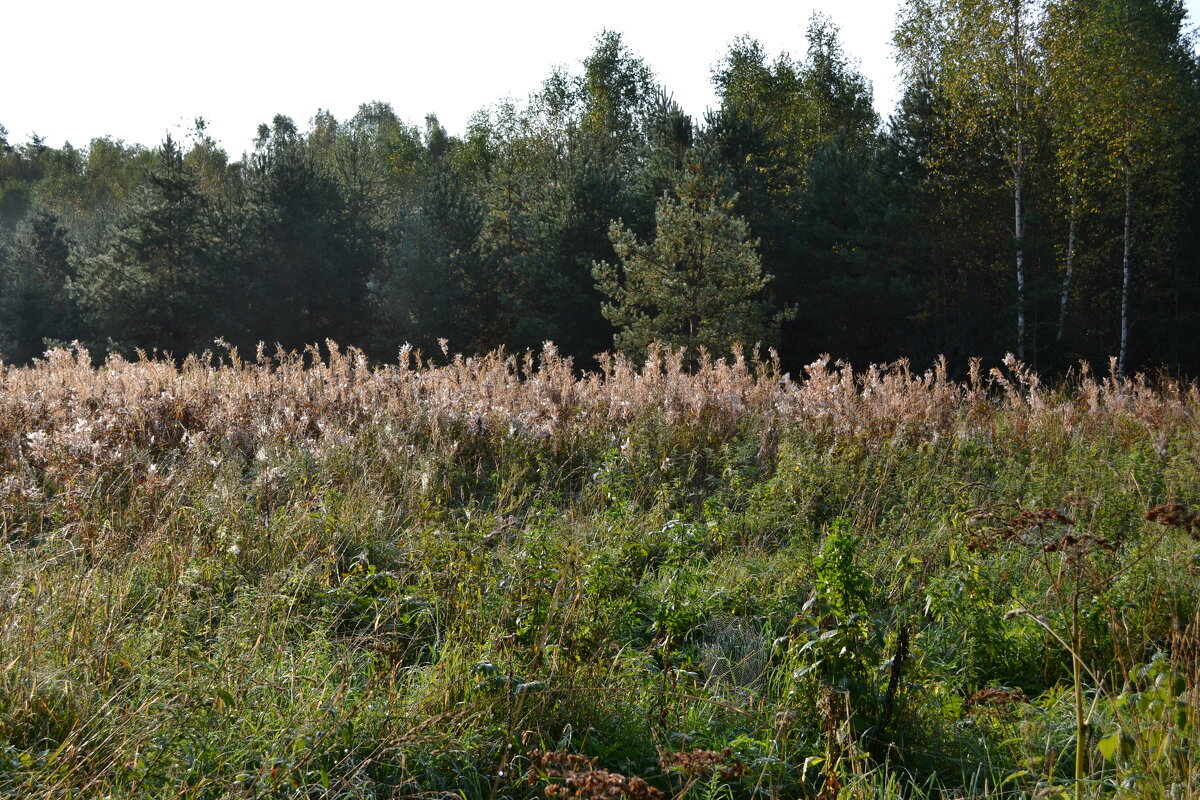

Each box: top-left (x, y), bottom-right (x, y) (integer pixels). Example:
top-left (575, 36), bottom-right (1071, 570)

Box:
top-left (0, 343), bottom-right (1197, 799)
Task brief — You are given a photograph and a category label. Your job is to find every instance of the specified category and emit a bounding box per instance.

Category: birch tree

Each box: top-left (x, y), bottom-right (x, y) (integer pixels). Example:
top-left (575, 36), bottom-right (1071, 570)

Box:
top-left (1041, 0), bottom-right (1097, 344)
top-left (895, 0), bottom-right (1043, 361)
top-left (1085, 0), bottom-right (1191, 373)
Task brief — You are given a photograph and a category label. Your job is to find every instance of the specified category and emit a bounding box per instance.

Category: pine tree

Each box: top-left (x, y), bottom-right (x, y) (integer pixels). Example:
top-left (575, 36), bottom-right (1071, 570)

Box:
top-left (711, 18), bottom-right (878, 370)
top-left (236, 116), bottom-right (373, 350)
top-left (593, 167), bottom-right (788, 362)
top-left (368, 211), bottom-right (461, 356)
top-left (71, 136), bottom-right (227, 356)
top-left (476, 34), bottom-right (657, 361)
top-left (0, 207), bottom-right (76, 361)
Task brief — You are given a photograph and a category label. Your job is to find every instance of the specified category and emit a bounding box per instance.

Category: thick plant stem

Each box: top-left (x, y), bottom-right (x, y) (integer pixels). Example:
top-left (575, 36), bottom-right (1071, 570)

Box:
top-left (1074, 592), bottom-right (1085, 800)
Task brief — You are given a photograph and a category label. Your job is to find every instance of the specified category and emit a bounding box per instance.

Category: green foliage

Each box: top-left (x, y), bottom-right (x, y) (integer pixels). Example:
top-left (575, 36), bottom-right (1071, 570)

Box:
top-left (778, 520), bottom-right (879, 722)
top-left (469, 31), bottom-right (660, 362)
top-left (712, 16), bottom-right (877, 203)
top-left (814, 519), bottom-right (869, 622)
top-left (0, 207), bottom-right (75, 361)
top-left (235, 116), bottom-right (375, 352)
top-left (369, 211), bottom-right (462, 354)
top-left (594, 167), bottom-right (788, 362)
top-left (71, 135), bottom-right (230, 356)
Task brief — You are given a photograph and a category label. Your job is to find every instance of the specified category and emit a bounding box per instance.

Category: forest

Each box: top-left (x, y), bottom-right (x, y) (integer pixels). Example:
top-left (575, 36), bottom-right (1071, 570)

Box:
top-left (2, 0), bottom-right (1198, 376)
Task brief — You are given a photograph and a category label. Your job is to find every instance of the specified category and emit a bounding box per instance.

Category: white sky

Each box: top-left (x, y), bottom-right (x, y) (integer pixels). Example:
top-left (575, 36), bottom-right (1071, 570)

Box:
top-left (3, 0), bottom-right (1198, 157)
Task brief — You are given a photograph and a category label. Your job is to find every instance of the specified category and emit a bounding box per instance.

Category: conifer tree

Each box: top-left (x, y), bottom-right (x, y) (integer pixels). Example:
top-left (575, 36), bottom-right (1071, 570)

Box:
top-left (593, 167), bottom-right (787, 362)
top-left (476, 33), bottom-right (656, 361)
top-left (0, 207), bottom-right (77, 361)
top-left (237, 115), bottom-right (372, 350)
top-left (369, 211), bottom-right (461, 356)
top-left (711, 17), bottom-right (878, 368)
top-left (71, 136), bottom-right (227, 356)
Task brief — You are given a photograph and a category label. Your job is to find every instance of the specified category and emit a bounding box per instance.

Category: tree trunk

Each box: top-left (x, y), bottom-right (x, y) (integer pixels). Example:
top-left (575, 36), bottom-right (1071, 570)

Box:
top-left (1015, 159), bottom-right (1026, 362)
top-left (1118, 169), bottom-right (1132, 375)
top-left (1056, 190), bottom-right (1078, 344)
top-left (1012, 2), bottom-right (1027, 363)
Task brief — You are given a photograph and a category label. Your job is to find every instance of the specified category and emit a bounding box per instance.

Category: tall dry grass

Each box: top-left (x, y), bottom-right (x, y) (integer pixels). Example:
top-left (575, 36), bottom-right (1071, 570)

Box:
top-left (1, 343), bottom-right (1193, 472)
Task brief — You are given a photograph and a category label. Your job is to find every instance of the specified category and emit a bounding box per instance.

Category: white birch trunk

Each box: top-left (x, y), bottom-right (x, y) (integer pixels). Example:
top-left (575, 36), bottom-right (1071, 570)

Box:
top-left (1056, 191), bottom-right (1078, 343)
top-left (1012, 0), bottom-right (1027, 363)
top-left (1119, 170), bottom-right (1132, 375)
top-left (1015, 155), bottom-right (1026, 362)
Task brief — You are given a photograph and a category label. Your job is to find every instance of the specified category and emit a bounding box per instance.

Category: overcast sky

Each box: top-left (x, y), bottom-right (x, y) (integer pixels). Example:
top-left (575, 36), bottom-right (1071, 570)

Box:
top-left (4, 0), bottom-right (1198, 157)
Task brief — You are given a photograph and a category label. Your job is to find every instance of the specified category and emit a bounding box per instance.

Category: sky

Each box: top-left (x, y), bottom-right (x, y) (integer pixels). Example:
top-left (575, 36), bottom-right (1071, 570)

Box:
top-left (4, 0), bottom-right (1199, 157)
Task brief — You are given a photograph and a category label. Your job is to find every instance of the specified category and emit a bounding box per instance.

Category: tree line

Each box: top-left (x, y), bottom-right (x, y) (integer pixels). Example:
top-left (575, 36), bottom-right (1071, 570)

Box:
top-left (1, 1), bottom-right (1198, 375)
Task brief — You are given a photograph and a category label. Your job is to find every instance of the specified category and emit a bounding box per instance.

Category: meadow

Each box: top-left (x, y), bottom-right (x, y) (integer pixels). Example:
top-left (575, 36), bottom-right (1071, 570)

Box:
top-left (0, 342), bottom-right (1196, 799)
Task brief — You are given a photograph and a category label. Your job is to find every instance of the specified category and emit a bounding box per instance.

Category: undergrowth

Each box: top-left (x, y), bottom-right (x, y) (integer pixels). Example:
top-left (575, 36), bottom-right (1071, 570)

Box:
top-left (0, 343), bottom-right (1197, 798)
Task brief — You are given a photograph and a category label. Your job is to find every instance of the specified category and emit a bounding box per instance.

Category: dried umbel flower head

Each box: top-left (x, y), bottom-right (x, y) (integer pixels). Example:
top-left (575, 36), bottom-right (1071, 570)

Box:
top-left (1039, 532), bottom-right (1115, 554)
top-left (658, 748), bottom-right (746, 780)
top-left (526, 749), bottom-right (663, 800)
top-left (1002, 507), bottom-right (1077, 539)
top-left (1146, 504), bottom-right (1200, 539)
top-left (527, 749), bottom-right (599, 774)
top-left (970, 506), bottom-right (1104, 554)
top-left (543, 773), bottom-right (661, 800)
top-left (966, 686), bottom-right (1028, 714)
